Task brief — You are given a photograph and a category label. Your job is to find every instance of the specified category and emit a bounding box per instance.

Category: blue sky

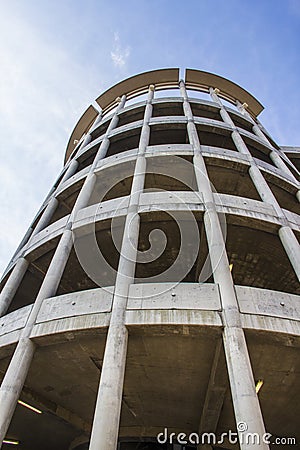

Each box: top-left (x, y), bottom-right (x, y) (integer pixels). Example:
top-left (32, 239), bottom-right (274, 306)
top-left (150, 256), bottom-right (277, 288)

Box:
top-left (0, 0), bottom-right (299, 275)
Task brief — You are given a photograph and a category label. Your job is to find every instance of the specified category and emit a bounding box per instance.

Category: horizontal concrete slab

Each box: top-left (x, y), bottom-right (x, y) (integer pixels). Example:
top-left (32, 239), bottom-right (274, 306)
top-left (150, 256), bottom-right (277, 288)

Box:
top-left (25, 215), bottom-right (69, 255)
top-left (128, 282), bottom-right (220, 310)
top-left (36, 287), bottom-right (114, 323)
top-left (283, 209), bottom-right (300, 229)
top-left (236, 285), bottom-right (300, 321)
top-left (0, 305), bottom-right (32, 336)
top-left (125, 309), bottom-right (222, 327)
top-left (241, 314), bottom-right (300, 336)
top-left (214, 193), bottom-right (276, 217)
top-left (0, 283), bottom-right (299, 347)
top-left (139, 191), bottom-right (204, 207)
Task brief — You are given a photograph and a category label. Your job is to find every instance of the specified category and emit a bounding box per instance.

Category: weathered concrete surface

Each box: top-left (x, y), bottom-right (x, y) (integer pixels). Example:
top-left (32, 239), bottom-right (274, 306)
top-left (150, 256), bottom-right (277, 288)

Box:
top-left (0, 69), bottom-right (299, 450)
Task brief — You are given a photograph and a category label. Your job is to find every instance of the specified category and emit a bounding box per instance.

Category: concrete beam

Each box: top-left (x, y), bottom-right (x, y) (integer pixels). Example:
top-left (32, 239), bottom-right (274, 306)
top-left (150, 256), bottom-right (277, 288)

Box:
top-left (198, 340), bottom-right (227, 436)
top-left (21, 386), bottom-right (91, 433)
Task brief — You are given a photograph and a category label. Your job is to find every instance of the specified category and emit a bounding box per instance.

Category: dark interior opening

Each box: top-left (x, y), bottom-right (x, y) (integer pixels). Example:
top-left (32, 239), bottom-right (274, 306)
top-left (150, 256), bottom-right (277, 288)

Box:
top-left (226, 224), bottom-right (300, 295)
top-left (57, 218), bottom-right (124, 294)
top-left (196, 126), bottom-right (237, 151)
top-left (75, 146), bottom-right (98, 173)
top-left (7, 239), bottom-right (59, 312)
top-left (285, 155), bottom-right (300, 173)
top-left (149, 124), bottom-right (188, 146)
top-left (48, 179), bottom-right (84, 226)
top-left (190, 103), bottom-right (222, 121)
top-left (243, 137), bottom-right (275, 166)
top-left (228, 112), bottom-right (254, 133)
top-left (107, 129), bottom-right (141, 158)
top-left (88, 160), bottom-right (135, 206)
top-left (152, 101), bottom-right (184, 117)
top-left (90, 118), bottom-right (111, 140)
top-left (117, 106), bottom-right (145, 128)
top-left (135, 212), bottom-right (211, 283)
top-left (263, 176), bottom-right (299, 215)
top-left (205, 162), bottom-right (261, 200)
top-left (144, 155), bottom-right (197, 192)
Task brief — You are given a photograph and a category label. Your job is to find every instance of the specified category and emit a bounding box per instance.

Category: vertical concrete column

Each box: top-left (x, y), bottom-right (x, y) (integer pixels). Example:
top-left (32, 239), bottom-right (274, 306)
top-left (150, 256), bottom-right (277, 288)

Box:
top-left (59, 158), bottom-right (80, 185)
top-left (3, 153), bottom-right (81, 296)
top-left (68, 109), bottom-right (102, 163)
top-left (36, 159), bottom-right (80, 232)
top-left (210, 88), bottom-right (235, 126)
top-left (89, 112), bottom-right (103, 133)
top-left (79, 133), bottom-right (92, 150)
top-left (39, 185), bottom-right (57, 210)
top-left (210, 88), bottom-right (250, 156)
top-left (0, 257), bottom-right (29, 317)
top-left (31, 197), bottom-right (59, 236)
top-left (0, 228), bottom-right (73, 445)
top-left (76, 97), bottom-right (125, 165)
top-left (3, 169), bottom-right (66, 272)
top-left (0, 100), bottom-right (126, 444)
top-left (210, 88), bottom-right (300, 279)
top-left (279, 227), bottom-right (300, 280)
top-left (181, 81), bottom-right (269, 450)
top-left (92, 96), bottom-right (127, 167)
top-left (0, 155), bottom-right (80, 316)
top-left (247, 166), bottom-right (283, 215)
top-left (70, 96), bottom-right (126, 222)
top-left (17, 187), bottom-right (65, 251)
top-left (70, 111), bottom-right (102, 163)
top-left (89, 86), bottom-right (154, 450)
top-left (66, 140), bottom-right (84, 164)
top-left (67, 129), bottom-right (93, 164)
top-left (0, 168), bottom-right (71, 312)
top-left (0, 338), bottom-right (35, 444)
top-left (236, 100), bottom-right (299, 185)
top-left (0, 201), bottom-right (60, 315)
top-left (269, 151), bottom-right (299, 182)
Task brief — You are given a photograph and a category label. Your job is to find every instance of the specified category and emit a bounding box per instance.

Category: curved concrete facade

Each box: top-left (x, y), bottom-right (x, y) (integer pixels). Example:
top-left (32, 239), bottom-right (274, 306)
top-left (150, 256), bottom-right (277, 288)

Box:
top-left (0, 69), bottom-right (299, 450)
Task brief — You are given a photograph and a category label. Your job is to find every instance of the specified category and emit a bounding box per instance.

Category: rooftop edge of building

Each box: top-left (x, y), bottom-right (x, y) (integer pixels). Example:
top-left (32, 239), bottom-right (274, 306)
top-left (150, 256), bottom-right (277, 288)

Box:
top-left (64, 68), bottom-right (264, 163)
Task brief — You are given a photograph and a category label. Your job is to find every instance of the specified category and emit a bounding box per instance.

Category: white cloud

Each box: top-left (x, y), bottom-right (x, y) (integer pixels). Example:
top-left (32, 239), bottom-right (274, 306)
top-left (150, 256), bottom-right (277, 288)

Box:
top-left (110, 31), bottom-right (130, 67)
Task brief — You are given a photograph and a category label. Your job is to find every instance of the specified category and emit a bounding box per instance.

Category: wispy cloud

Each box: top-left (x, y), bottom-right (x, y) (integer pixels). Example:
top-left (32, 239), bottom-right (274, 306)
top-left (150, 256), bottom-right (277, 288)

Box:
top-left (0, 5), bottom-right (101, 274)
top-left (110, 32), bottom-right (130, 68)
